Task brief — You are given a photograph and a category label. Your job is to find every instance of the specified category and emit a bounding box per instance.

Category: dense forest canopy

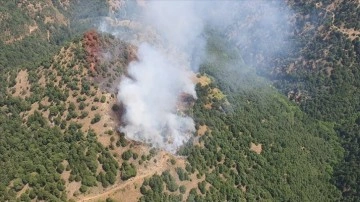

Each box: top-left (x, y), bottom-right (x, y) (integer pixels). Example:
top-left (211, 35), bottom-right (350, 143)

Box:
top-left (0, 0), bottom-right (359, 201)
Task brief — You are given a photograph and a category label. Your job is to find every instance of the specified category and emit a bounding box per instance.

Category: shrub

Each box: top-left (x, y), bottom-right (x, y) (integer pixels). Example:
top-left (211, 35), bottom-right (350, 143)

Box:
top-left (91, 114), bottom-right (101, 124)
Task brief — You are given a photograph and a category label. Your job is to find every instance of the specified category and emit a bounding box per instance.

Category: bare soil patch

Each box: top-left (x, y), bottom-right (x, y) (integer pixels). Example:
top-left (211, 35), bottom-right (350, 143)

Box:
top-left (204, 103), bottom-right (212, 109)
top-left (240, 185), bottom-right (247, 193)
top-left (61, 160), bottom-right (71, 181)
top-left (11, 70), bottom-right (31, 98)
top-left (67, 181), bottom-right (82, 199)
top-left (76, 151), bottom-right (179, 202)
top-left (337, 27), bottom-right (360, 41)
top-left (250, 142), bottom-right (262, 154)
top-left (197, 125), bottom-right (208, 136)
top-left (44, 16), bottom-right (54, 24)
top-left (29, 24), bottom-right (38, 33)
top-left (175, 171), bottom-right (206, 198)
top-left (16, 184), bottom-right (29, 198)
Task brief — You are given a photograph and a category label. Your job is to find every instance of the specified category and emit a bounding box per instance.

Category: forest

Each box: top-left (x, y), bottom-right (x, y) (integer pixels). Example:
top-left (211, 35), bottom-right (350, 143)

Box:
top-left (138, 32), bottom-right (344, 201)
top-left (0, 0), bottom-right (359, 201)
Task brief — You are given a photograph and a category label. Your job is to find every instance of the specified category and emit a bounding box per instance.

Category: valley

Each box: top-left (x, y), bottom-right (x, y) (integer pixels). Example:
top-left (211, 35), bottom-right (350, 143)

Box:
top-left (0, 0), bottom-right (359, 201)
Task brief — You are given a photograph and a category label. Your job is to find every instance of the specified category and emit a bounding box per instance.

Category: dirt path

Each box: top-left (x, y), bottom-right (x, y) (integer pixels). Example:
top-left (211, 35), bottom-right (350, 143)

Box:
top-left (78, 173), bottom-right (153, 202)
top-left (77, 152), bottom-right (171, 202)
top-left (318, 0), bottom-right (359, 41)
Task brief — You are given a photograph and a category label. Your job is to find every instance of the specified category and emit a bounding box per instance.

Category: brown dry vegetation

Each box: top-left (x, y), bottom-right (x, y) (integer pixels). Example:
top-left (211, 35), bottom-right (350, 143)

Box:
top-left (5, 23), bottom-right (38, 44)
top-left (197, 125), bottom-right (208, 136)
top-left (77, 151), bottom-right (183, 202)
top-left (25, 43), bottom-right (117, 136)
top-left (2, 22), bottom-right (222, 200)
top-left (83, 30), bottom-right (101, 73)
top-left (77, 151), bottom-right (209, 202)
top-left (8, 70), bottom-right (31, 98)
top-left (194, 75), bottom-right (211, 87)
top-left (2, 1), bottom-right (67, 44)
top-left (196, 74), bottom-right (226, 109)
top-left (13, 38), bottom-right (205, 201)
top-left (336, 26), bottom-right (360, 41)
top-left (250, 142), bottom-right (262, 154)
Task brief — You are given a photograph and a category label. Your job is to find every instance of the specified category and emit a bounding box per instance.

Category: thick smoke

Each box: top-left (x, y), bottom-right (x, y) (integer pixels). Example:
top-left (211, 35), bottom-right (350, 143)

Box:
top-left (118, 43), bottom-right (195, 152)
top-left (100, 1), bottom-right (292, 153)
top-left (117, 1), bottom-right (204, 153)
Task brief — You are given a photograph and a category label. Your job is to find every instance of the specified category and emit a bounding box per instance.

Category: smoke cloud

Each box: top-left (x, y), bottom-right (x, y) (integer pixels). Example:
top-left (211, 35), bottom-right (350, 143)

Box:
top-left (116, 1), bottom-right (204, 153)
top-left (118, 43), bottom-right (196, 152)
top-left (99, 0), bottom-right (292, 153)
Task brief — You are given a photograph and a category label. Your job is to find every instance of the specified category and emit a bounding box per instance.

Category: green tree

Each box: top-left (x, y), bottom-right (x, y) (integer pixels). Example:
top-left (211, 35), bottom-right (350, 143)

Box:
top-left (91, 114), bottom-right (101, 124)
top-left (121, 162), bottom-right (137, 180)
top-left (121, 150), bottom-right (133, 161)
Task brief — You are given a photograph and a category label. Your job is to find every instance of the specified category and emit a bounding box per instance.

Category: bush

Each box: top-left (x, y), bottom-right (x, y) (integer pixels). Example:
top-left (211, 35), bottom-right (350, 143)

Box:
top-left (176, 167), bottom-right (189, 181)
top-left (56, 163), bottom-right (64, 174)
top-left (179, 185), bottom-right (186, 194)
top-left (12, 178), bottom-right (24, 192)
top-left (111, 104), bottom-right (120, 111)
top-left (121, 162), bottom-right (137, 180)
top-left (106, 198), bottom-right (115, 202)
top-left (100, 95), bottom-right (106, 103)
top-left (122, 150), bottom-right (133, 161)
top-left (79, 102), bottom-right (86, 110)
top-left (80, 111), bottom-right (89, 119)
top-left (91, 114), bottom-right (101, 124)
top-left (79, 185), bottom-right (88, 193)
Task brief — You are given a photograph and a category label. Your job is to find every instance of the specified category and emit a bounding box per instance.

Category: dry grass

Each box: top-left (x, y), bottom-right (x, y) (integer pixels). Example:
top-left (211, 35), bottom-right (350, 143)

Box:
top-left (14, 38), bottom-right (207, 202)
top-left (72, 91), bottom-right (118, 144)
top-left (195, 75), bottom-right (211, 87)
top-left (240, 185), bottom-right (247, 193)
top-left (172, 169), bottom-right (206, 199)
top-left (193, 74), bottom-right (227, 110)
top-left (16, 184), bottom-right (29, 198)
top-left (76, 151), bottom-right (181, 202)
top-left (10, 70), bottom-right (31, 98)
top-left (2, 0), bottom-right (69, 44)
top-left (250, 142), bottom-right (262, 154)
top-left (204, 103), bottom-right (212, 109)
top-left (326, 0), bottom-right (343, 12)
top-left (337, 27), bottom-right (360, 41)
top-left (197, 125), bottom-right (208, 136)
top-left (29, 24), bottom-right (38, 33)
top-left (67, 181), bottom-right (82, 199)
top-left (38, 73), bottom-right (46, 87)
top-left (44, 16), bottom-right (54, 24)
top-left (210, 88), bottom-right (225, 100)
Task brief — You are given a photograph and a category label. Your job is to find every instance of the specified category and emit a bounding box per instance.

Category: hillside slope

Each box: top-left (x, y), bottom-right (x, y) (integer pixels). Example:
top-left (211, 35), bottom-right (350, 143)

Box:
top-left (136, 33), bottom-right (344, 201)
top-left (0, 0), bottom-right (359, 201)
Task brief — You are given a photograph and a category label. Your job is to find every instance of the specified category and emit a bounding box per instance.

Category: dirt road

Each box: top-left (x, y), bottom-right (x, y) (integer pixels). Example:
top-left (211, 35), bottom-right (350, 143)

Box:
top-left (77, 152), bottom-right (171, 202)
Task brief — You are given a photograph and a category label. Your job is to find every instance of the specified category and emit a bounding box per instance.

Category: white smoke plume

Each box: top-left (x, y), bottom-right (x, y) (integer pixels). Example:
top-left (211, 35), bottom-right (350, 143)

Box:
top-left (116, 1), bottom-right (205, 153)
top-left (118, 43), bottom-right (196, 153)
top-left (100, 0), bottom-right (292, 153)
